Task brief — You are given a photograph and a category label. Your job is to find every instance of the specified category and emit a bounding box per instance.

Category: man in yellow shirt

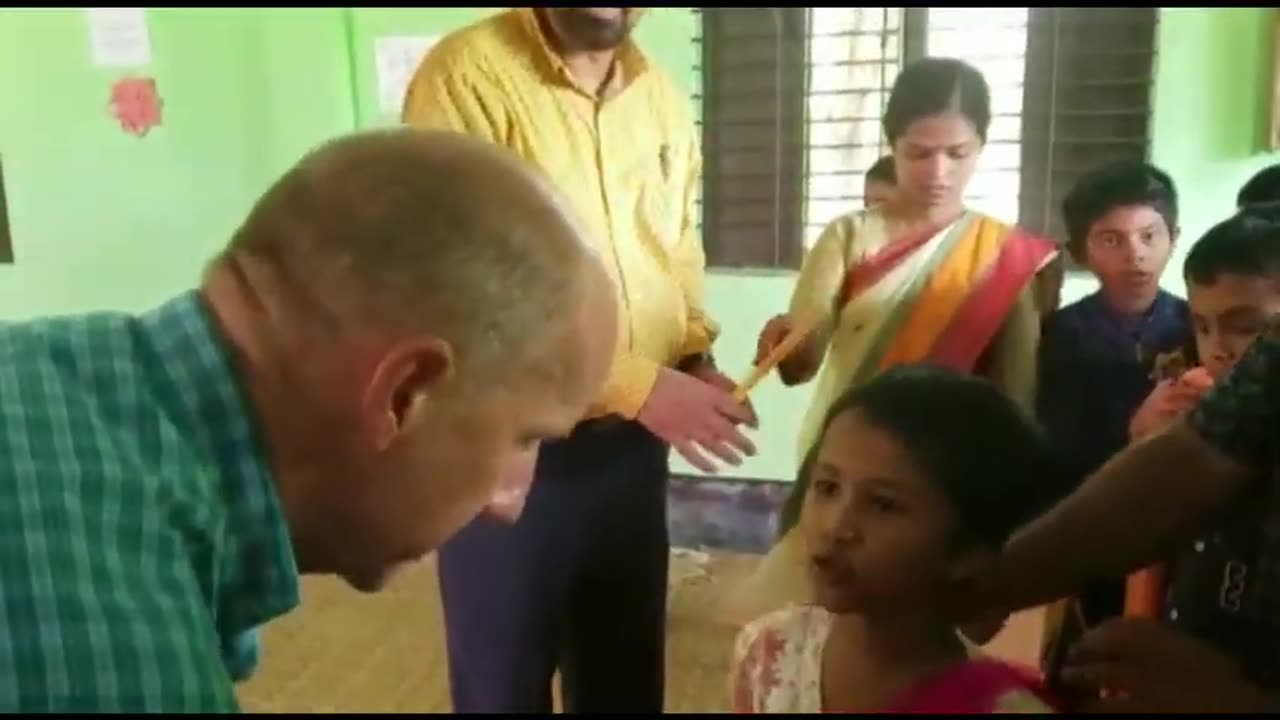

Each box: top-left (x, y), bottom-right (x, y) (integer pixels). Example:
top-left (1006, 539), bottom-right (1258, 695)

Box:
top-left (402, 7), bottom-right (756, 713)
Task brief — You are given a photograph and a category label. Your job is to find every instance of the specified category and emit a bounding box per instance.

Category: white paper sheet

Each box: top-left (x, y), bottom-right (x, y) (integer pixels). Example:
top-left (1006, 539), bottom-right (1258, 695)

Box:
top-left (85, 8), bottom-right (153, 68)
top-left (374, 35), bottom-right (441, 116)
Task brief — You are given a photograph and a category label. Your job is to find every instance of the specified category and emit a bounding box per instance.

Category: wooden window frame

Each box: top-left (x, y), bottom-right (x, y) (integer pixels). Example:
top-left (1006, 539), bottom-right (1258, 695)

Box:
top-left (696, 8), bottom-right (1158, 276)
top-left (1018, 8), bottom-right (1160, 251)
top-left (697, 8), bottom-right (809, 270)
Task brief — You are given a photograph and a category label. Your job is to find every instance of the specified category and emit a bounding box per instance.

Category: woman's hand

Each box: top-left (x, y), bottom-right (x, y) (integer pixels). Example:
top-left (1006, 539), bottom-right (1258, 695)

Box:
top-left (754, 314), bottom-right (793, 365)
top-left (755, 314), bottom-right (819, 385)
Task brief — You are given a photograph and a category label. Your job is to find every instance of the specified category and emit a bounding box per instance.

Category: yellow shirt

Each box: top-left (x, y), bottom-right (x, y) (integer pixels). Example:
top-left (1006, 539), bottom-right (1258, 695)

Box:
top-left (402, 9), bottom-right (717, 419)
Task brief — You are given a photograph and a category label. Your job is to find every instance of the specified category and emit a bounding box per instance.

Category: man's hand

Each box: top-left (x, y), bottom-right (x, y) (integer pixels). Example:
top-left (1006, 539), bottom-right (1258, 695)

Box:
top-left (1062, 618), bottom-right (1272, 713)
top-left (685, 359), bottom-right (759, 428)
top-left (636, 367), bottom-right (757, 473)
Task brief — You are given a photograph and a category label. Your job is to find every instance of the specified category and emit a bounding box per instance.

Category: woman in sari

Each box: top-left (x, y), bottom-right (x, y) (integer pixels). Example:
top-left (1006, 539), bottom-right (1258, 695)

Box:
top-left (723, 57), bottom-right (1059, 628)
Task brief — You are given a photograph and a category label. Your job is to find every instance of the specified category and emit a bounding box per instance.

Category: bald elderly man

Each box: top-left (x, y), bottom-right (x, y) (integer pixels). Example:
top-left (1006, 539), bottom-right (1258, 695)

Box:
top-left (402, 6), bottom-right (755, 713)
top-left (0, 128), bottom-right (615, 712)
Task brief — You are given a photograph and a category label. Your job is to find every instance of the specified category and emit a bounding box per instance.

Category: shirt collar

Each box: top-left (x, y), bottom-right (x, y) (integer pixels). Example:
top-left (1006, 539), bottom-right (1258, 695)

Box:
top-left (514, 7), bottom-right (650, 99)
top-left (1087, 288), bottom-right (1176, 324)
top-left (138, 290), bottom-right (300, 635)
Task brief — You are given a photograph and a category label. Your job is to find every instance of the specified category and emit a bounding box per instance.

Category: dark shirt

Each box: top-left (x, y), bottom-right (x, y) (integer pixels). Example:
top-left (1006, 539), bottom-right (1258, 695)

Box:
top-left (1176, 315), bottom-right (1280, 689)
top-left (1037, 289), bottom-right (1193, 622)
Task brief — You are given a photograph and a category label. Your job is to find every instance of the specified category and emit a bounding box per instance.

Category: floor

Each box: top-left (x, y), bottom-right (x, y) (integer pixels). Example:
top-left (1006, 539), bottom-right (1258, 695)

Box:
top-left (235, 550), bottom-right (1045, 713)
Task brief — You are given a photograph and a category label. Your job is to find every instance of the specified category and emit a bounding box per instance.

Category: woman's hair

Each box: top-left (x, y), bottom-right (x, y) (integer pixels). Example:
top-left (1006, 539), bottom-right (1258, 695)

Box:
top-left (780, 364), bottom-right (1060, 549)
top-left (883, 57), bottom-right (991, 145)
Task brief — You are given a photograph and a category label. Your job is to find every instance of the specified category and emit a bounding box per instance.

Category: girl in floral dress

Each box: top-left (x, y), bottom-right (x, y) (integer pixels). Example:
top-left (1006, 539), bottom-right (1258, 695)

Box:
top-left (730, 366), bottom-right (1061, 713)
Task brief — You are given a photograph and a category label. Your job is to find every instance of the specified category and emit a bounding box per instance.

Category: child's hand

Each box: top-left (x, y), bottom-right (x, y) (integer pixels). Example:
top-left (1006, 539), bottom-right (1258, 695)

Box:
top-left (1128, 377), bottom-right (1209, 440)
top-left (1177, 366), bottom-right (1215, 394)
top-left (1063, 617), bottom-right (1271, 713)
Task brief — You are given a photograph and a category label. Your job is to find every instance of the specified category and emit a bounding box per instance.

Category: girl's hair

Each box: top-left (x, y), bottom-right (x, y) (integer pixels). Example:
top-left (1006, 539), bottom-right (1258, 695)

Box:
top-left (779, 364), bottom-right (1060, 549)
top-left (883, 57), bottom-right (991, 146)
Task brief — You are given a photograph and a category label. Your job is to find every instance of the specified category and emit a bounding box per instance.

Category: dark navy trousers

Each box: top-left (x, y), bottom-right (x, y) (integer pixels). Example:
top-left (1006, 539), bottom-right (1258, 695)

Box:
top-left (436, 419), bottom-right (670, 713)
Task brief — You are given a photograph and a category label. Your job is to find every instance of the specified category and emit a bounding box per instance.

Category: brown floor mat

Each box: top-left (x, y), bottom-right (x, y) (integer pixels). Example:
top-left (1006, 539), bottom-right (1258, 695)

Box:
top-left (236, 551), bottom-right (1043, 713)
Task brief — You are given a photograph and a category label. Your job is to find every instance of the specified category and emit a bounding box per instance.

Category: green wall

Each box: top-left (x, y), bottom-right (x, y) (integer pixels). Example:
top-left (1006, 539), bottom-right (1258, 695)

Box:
top-left (0, 9), bottom-right (355, 319)
top-left (0, 8), bottom-right (1274, 481)
top-left (0, 7), bottom-right (696, 320)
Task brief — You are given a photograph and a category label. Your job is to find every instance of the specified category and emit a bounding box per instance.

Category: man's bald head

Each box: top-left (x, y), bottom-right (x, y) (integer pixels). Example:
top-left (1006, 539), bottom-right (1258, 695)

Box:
top-left (227, 127), bottom-right (596, 382)
top-left (210, 128), bottom-right (618, 593)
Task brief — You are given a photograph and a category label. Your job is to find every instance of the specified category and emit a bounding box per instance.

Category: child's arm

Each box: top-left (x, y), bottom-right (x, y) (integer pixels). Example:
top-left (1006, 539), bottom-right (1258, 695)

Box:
top-left (1123, 367), bottom-right (1214, 618)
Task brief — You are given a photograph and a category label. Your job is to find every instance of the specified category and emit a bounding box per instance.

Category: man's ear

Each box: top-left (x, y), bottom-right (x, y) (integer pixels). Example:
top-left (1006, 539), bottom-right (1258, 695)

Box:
top-left (361, 338), bottom-right (455, 452)
top-left (1172, 224), bottom-right (1182, 245)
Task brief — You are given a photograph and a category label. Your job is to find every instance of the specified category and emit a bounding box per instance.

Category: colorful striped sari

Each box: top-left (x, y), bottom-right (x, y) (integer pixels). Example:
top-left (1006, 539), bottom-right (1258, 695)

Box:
top-left (793, 209), bottom-right (1058, 459)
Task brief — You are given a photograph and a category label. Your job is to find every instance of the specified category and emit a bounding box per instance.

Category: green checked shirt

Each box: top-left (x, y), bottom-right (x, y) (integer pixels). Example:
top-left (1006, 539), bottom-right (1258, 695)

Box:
top-left (0, 291), bottom-right (300, 712)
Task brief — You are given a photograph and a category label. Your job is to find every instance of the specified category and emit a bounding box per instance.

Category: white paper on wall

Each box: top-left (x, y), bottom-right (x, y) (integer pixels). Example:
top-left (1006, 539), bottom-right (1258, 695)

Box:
top-left (374, 35), bottom-right (441, 116)
top-left (85, 8), bottom-right (153, 68)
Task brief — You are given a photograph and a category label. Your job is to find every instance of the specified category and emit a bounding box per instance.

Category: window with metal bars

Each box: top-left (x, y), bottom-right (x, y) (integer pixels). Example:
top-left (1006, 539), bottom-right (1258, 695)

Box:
top-left (696, 8), bottom-right (808, 270)
top-left (805, 8), bottom-right (908, 247)
top-left (924, 9), bottom-right (1030, 228)
top-left (695, 7), bottom-right (1156, 272)
top-left (1019, 8), bottom-right (1159, 254)
top-left (696, 7), bottom-right (910, 269)
top-left (805, 8), bottom-right (1032, 243)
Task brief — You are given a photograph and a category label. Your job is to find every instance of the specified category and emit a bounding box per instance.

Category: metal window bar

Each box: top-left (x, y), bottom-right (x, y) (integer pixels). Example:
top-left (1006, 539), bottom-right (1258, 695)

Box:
top-left (1019, 7), bottom-right (1158, 259)
top-left (803, 8), bottom-right (904, 246)
top-left (697, 7), bottom-right (808, 269)
top-left (697, 8), bottom-right (1154, 268)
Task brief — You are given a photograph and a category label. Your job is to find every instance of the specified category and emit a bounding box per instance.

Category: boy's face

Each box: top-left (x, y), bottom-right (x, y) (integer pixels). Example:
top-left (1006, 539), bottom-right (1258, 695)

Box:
top-left (863, 179), bottom-right (896, 210)
top-left (1188, 272), bottom-right (1280, 381)
top-left (1082, 204), bottom-right (1176, 314)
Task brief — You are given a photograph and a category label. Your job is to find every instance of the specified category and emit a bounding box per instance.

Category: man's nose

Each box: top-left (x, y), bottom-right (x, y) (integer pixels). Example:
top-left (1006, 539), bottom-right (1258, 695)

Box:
top-left (483, 487), bottom-right (528, 524)
top-left (482, 450), bottom-right (539, 524)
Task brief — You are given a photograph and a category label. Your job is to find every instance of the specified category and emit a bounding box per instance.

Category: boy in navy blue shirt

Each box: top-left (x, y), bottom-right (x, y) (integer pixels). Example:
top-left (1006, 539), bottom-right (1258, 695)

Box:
top-left (1036, 160), bottom-right (1193, 627)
